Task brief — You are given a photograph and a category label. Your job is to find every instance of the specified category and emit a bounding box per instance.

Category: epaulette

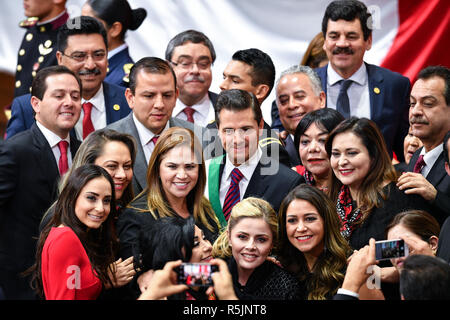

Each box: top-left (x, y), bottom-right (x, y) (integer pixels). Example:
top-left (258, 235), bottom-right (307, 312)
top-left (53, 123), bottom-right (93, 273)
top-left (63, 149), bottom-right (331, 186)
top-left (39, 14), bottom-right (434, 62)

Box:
top-left (259, 137), bottom-right (282, 148)
top-left (19, 17), bottom-right (39, 28)
top-left (122, 63), bottom-right (133, 83)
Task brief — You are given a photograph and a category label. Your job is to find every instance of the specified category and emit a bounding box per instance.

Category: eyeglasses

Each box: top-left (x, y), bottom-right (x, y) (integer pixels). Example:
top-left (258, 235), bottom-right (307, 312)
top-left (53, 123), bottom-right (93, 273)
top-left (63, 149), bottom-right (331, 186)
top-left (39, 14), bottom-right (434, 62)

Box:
top-left (61, 50), bottom-right (106, 63)
top-left (170, 59), bottom-right (212, 70)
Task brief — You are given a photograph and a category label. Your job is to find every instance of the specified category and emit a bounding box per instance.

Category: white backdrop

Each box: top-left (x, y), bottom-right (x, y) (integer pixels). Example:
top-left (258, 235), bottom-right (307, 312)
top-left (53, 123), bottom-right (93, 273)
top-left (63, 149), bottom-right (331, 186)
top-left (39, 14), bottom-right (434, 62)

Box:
top-left (0, 0), bottom-right (398, 124)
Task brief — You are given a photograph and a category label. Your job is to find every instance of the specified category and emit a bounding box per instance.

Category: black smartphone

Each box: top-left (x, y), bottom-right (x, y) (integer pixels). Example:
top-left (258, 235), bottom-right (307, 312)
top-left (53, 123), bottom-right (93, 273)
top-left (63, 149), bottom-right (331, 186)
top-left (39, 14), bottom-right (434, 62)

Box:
top-left (375, 239), bottom-right (409, 261)
top-left (176, 263), bottom-right (219, 287)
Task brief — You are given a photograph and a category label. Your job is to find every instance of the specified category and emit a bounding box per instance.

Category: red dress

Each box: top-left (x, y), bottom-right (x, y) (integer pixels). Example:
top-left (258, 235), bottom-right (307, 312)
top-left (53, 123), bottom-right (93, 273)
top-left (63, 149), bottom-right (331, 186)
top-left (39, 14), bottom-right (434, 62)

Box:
top-left (41, 227), bottom-right (102, 300)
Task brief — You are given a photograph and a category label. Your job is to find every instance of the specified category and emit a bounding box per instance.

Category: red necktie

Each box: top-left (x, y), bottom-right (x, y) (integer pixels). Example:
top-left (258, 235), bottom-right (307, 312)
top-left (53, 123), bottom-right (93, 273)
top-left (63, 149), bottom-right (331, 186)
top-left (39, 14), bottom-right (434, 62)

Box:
top-left (82, 102), bottom-right (95, 139)
top-left (151, 135), bottom-right (159, 146)
top-left (223, 168), bottom-right (244, 221)
top-left (183, 107), bottom-right (195, 123)
top-left (413, 154), bottom-right (426, 173)
top-left (58, 140), bottom-right (69, 175)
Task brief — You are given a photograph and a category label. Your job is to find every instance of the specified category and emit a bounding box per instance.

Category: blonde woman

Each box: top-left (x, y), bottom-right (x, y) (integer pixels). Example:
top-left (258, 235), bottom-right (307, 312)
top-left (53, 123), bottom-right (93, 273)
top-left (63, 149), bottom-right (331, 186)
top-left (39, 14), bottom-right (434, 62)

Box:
top-left (212, 197), bottom-right (302, 300)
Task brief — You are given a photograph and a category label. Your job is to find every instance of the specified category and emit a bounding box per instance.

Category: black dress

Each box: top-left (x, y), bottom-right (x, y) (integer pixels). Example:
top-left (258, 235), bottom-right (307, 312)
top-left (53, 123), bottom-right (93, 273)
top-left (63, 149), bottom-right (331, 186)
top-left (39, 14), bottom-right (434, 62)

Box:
top-left (349, 182), bottom-right (433, 250)
top-left (227, 257), bottom-right (304, 300)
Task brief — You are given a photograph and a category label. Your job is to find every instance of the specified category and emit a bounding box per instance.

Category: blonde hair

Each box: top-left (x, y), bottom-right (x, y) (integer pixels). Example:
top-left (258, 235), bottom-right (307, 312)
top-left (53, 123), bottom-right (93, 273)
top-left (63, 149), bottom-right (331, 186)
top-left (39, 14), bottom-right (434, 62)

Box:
top-left (212, 197), bottom-right (278, 258)
top-left (131, 127), bottom-right (219, 232)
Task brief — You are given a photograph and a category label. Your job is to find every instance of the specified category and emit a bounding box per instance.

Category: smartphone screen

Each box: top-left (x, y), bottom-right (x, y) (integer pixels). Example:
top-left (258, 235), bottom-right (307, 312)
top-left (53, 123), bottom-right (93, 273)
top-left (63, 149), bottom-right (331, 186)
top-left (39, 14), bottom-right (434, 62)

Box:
top-left (375, 239), bottom-right (409, 261)
top-left (176, 263), bottom-right (218, 287)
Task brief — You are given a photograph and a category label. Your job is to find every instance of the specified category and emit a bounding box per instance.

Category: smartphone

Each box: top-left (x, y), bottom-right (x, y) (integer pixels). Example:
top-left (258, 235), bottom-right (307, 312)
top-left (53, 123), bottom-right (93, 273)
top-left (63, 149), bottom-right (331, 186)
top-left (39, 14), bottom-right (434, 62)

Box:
top-left (176, 263), bottom-right (219, 287)
top-left (375, 239), bottom-right (409, 261)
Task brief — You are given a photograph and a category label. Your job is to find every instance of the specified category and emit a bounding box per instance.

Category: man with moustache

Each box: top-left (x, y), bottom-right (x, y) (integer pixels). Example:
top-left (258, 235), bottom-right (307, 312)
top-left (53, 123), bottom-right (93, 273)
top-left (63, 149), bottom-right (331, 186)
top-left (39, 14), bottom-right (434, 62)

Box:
top-left (0, 66), bottom-right (82, 299)
top-left (165, 30), bottom-right (217, 127)
top-left (275, 65), bottom-right (326, 165)
top-left (6, 16), bottom-right (131, 140)
top-left (397, 66), bottom-right (450, 225)
top-left (315, 0), bottom-right (410, 162)
top-left (13, 0), bottom-right (69, 98)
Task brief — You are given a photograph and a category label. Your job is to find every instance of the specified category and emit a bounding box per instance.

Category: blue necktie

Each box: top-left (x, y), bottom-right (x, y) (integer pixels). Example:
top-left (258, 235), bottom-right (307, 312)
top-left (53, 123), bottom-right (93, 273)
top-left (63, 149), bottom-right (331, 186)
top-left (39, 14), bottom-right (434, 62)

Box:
top-left (336, 79), bottom-right (353, 119)
top-left (223, 168), bottom-right (244, 221)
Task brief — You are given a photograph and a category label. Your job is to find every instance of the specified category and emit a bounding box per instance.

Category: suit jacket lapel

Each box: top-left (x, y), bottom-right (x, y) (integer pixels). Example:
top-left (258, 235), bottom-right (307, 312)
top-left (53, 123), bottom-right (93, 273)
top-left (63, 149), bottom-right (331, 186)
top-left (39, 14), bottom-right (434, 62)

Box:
top-left (426, 152), bottom-right (447, 187)
top-left (126, 115), bottom-right (148, 191)
top-left (103, 82), bottom-right (123, 124)
top-left (366, 63), bottom-right (384, 121)
top-left (244, 157), bottom-right (270, 199)
top-left (31, 124), bottom-right (59, 179)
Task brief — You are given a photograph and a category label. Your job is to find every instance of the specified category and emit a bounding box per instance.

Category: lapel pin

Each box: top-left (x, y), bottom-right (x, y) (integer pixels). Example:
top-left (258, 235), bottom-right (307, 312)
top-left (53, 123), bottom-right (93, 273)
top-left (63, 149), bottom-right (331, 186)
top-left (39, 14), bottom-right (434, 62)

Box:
top-left (374, 87), bottom-right (380, 94)
top-left (113, 104), bottom-right (120, 111)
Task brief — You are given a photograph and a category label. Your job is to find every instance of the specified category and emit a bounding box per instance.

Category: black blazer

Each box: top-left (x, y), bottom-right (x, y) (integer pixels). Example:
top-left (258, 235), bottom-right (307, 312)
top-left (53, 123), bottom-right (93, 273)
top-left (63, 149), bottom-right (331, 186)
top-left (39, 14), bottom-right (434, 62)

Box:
top-left (116, 192), bottom-right (220, 260)
top-left (0, 124), bottom-right (80, 299)
top-left (210, 154), bottom-right (305, 217)
top-left (406, 148), bottom-right (450, 225)
top-left (437, 217), bottom-right (450, 263)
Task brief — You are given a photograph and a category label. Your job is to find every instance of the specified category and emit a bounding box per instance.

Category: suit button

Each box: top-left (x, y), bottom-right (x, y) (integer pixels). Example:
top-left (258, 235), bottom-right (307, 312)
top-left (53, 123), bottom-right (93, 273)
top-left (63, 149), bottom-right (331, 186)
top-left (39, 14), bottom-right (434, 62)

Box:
top-left (19, 49), bottom-right (25, 56)
top-left (17, 65), bottom-right (22, 72)
top-left (15, 80), bottom-right (21, 88)
top-left (26, 33), bottom-right (33, 41)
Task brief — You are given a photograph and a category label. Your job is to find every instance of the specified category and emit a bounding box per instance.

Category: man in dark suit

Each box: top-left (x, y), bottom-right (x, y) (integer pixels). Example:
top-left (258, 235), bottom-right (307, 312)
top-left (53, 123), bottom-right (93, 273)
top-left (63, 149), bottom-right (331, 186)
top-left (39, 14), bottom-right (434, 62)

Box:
top-left (206, 89), bottom-right (304, 228)
top-left (397, 66), bottom-right (450, 225)
top-left (437, 131), bottom-right (450, 262)
top-left (0, 66), bottom-right (82, 299)
top-left (108, 57), bottom-right (206, 195)
top-left (165, 30), bottom-right (217, 127)
top-left (207, 48), bottom-right (292, 167)
top-left (6, 16), bottom-right (131, 140)
top-left (315, 0), bottom-right (410, 162)
top-left (275, 65), bottom-right (326, 166)
top-left (13, 0), bottom-right (68, 98)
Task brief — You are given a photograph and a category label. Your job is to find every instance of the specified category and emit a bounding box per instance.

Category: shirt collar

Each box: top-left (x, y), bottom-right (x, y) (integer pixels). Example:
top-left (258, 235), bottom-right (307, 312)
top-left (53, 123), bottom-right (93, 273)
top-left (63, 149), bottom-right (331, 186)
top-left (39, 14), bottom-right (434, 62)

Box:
top-left (173, 93), bottom-right (211, 118)
top-left (327, 62), bottom-right (367, 86)
top-left (224, 147), bottom-right (262, 182)
top-left (421, 143), bottom-right (443, 167)
top-left (132, 113), bottom-right (170, 146)
top-left (108, 43), bottom-right (128, 59)
top-left (82, 83), bottom-right (105, 112)
top-left (36, 121), bottom-right (70, 148)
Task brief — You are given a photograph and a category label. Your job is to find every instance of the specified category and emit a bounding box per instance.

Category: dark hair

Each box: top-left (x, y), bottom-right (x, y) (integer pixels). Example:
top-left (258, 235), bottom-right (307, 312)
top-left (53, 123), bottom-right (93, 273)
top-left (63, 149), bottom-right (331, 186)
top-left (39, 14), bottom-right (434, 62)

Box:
top-left (322, 0), bottom-right (372, 41)
top-left (165, 29), bottom-right (216, 63)
top-left (57, 15), bottom-right (108, 53)
top-left (417, 66), bottom-right (450, 106)
top-left (65, 128), bottom-right (137, 206)
top-left (31, 65), bottom-right (82, 100)
top-left (294, 108), bottom-right (344, 154)
top-left (30, 164), bottom-right (118, 298)
top-left (386, 210), bottom-right (440, 243)
top-left (215, 89), bottom-right (262, 127)
top-left (325, 117), bottom-right (398, 220)
top-left (444, 131), bottom-right (450, 164)
top-left (300, 32), bottom-right (328, 68)
top-left (128, 57), bottom-right (177, 95)
top-left (400, 255), bottom-right (450, 300)
top-left (231, 48), bottom-right (276, 99)
top-left (277, 184), bottom-right (351, 299)
top-left (86, 0), bottom-right (146, 41)
top-left (138, 216), bottom-right (196, 271)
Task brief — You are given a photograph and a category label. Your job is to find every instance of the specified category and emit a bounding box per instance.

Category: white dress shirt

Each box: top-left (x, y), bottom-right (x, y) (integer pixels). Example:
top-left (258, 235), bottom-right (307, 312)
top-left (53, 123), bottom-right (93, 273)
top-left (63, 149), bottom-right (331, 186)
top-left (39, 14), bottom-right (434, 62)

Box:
top-left (173, 93), bottom-right (215, 127)
top-left (420, 144), bottom-right (443, 178)
top-left (219, 148), bottom-right (262, 207)
top-left (326, 63), bottom-right (371, 119)
top-left (75, 83), bottom-right (107, 140)
top-left (133, 113), bottom-right (170, 164)
top-left (36, 121), bottom-right (72, 171)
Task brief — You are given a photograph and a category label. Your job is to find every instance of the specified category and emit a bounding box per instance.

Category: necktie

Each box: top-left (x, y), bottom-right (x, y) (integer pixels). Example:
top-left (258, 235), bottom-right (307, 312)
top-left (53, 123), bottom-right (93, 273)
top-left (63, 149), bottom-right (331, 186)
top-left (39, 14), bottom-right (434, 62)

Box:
top-left (413, 154), bottom-right (426, 173)
top-left (336, 79), bottom-right (353, 119)
top-left (57, 140), bottom-right (69, 176)
top-left (151, 135), bottom-right (159, 146)
top-left (223, 168), bottom-right (244, 221)
top-left (183, 107), bottom-right (195, 123)
top-left (82, 102), bottom-right (95, 139)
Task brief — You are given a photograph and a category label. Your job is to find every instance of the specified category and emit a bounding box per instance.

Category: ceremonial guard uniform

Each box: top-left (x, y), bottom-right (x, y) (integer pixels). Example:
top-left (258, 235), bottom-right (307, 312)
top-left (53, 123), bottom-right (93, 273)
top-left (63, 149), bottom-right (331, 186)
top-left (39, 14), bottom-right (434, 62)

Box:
top-left (105, 45), bottom-right (134, 88)
top-left (13, 11), bottom-right (69, 98)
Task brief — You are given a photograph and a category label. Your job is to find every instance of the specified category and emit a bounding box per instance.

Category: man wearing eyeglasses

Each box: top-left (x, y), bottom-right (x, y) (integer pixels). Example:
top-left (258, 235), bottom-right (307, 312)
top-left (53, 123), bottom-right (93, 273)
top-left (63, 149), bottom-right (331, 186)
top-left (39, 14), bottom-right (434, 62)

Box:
top-left (6, 16), bottom-right (131, 140)
top-left (165, 30), bottom-right (217, 128)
